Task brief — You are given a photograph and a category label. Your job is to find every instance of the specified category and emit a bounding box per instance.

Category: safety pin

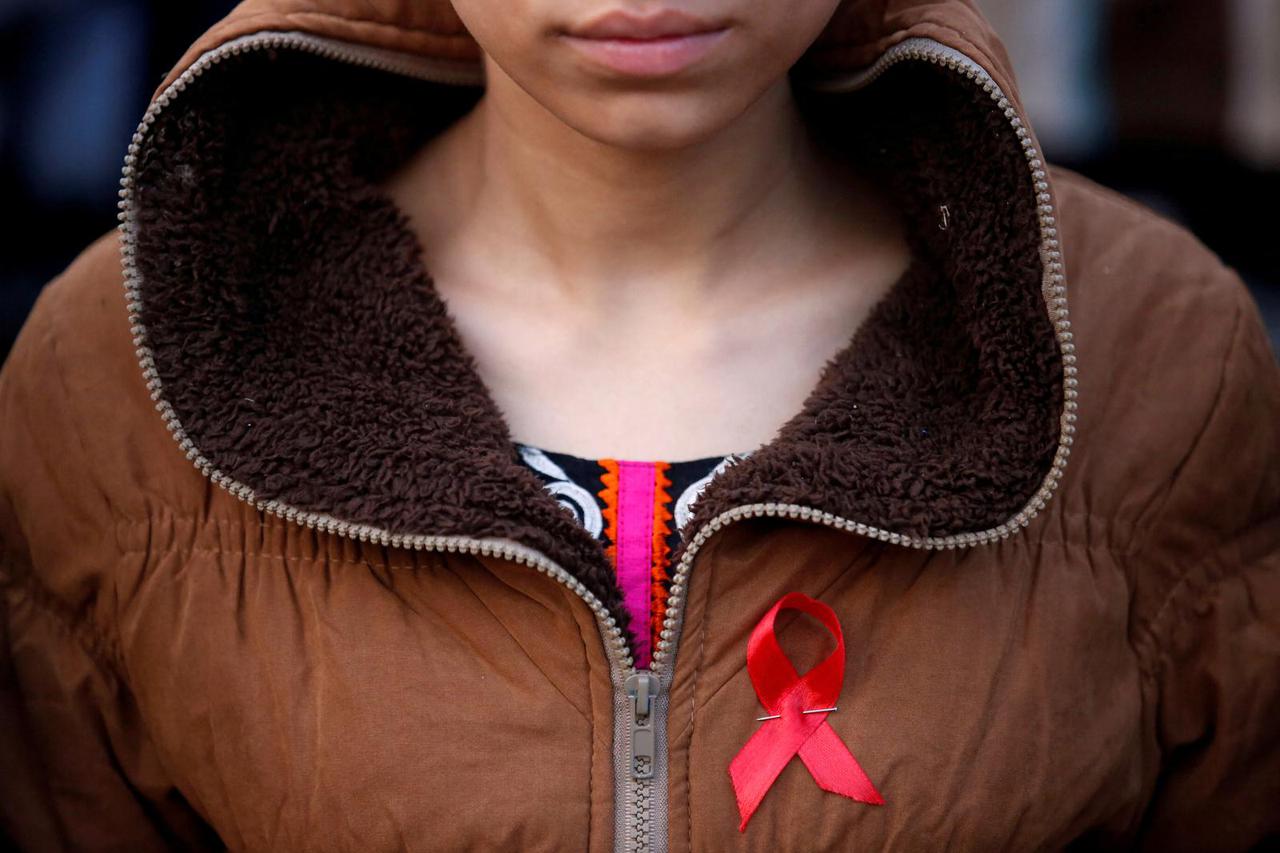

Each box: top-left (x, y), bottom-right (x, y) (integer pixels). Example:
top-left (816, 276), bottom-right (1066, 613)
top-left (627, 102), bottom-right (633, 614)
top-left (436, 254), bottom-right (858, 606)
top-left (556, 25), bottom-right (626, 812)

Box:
top-left (756, 706), bottom-right (838, 721)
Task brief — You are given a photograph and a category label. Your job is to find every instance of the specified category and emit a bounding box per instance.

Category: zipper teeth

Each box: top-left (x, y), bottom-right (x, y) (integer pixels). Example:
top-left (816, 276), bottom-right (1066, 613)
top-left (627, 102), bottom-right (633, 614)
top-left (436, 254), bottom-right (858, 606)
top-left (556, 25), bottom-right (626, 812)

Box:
top-left (115, 31), bottom-right (635, 672)
top-left (632, 767), bottom-right (651, 853)
top-left (649, 38), bottom-right (1078, 676)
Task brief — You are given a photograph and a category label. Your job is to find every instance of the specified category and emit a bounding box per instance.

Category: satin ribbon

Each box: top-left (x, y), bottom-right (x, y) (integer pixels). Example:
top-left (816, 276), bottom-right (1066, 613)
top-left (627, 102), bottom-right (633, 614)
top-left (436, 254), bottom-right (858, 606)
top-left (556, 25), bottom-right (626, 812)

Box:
top-left (728, 591), bottom-right (884, 831)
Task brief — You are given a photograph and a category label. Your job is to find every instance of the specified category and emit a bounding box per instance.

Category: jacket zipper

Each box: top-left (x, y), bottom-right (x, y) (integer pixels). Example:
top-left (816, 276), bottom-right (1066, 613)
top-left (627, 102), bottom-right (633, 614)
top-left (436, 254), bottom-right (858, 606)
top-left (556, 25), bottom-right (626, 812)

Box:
top-left (118, 30), bottom-right (1075, 853)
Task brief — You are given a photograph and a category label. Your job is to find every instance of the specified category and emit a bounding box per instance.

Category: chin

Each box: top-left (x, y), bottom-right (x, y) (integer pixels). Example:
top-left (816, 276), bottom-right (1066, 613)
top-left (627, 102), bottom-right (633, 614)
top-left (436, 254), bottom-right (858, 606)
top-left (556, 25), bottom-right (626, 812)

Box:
top-left (553, 87), bottom-right (756, 152)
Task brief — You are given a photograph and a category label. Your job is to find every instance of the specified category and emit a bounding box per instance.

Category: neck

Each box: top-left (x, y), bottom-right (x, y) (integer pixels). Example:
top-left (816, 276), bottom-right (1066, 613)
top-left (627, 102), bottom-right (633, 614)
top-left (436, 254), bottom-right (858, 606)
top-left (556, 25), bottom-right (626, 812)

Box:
top-left (390, 57), bottom-right (897, 312)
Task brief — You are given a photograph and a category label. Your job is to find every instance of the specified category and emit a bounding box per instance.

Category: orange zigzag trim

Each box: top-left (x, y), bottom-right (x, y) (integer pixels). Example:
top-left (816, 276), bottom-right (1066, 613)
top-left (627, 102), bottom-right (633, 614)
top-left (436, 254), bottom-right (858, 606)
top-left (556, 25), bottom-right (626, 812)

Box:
top-left (650, 461), bottom-right (674, 655)
top-left (597, 459), bottom-right (621, 570)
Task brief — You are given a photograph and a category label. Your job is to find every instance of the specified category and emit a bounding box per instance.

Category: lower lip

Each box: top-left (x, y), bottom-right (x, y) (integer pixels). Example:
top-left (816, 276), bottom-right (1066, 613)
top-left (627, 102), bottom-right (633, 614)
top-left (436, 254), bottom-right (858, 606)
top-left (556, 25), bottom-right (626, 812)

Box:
top-left (560, 28), bottom-right (730, 77)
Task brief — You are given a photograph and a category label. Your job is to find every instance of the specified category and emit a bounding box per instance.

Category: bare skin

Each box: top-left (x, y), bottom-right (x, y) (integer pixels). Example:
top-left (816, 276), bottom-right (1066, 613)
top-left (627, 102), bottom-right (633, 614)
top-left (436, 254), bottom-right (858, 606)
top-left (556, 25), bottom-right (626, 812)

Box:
top-left (384, 25), bottom-right (909, 462)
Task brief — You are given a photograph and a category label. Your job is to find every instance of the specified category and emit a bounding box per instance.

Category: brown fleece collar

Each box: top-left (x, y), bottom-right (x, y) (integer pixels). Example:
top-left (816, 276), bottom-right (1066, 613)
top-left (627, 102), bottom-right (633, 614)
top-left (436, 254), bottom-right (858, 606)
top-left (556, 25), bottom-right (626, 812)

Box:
top-left (127, 47), bottom-right (1062, 648)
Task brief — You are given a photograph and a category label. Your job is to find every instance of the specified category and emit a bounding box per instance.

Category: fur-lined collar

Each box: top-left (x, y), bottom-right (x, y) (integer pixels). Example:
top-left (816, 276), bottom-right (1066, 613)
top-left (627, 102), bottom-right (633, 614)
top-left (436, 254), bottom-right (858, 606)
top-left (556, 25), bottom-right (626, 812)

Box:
top-left (120, 18), bottom-right (1071, 651)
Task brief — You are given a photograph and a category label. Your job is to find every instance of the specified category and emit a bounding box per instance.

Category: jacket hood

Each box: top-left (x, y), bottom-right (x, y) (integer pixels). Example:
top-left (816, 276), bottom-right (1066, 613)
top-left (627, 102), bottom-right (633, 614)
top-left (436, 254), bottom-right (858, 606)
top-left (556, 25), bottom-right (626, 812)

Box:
top-left (119, 0), bottom-right (1074, 654)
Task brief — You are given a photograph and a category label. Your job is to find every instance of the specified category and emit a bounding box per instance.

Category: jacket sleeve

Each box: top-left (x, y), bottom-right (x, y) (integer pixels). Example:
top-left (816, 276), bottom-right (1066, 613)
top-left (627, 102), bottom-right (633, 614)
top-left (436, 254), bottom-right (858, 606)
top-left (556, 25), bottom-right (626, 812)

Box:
top-left (0, 251), bottom-right (222, 852)
top-left (1131, 271), bottom-right (1280, 851)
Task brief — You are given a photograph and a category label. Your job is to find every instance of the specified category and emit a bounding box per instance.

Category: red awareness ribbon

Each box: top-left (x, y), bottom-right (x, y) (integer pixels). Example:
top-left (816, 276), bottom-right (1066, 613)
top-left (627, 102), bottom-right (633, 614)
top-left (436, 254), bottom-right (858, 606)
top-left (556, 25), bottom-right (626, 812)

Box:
top-left (728, 591), bottom-right (884, 831)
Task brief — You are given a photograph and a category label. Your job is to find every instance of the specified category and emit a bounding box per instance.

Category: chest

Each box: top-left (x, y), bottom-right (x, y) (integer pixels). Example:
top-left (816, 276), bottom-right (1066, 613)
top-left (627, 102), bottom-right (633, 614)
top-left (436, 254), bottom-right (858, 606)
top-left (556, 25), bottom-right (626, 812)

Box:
top-left (665, 523), bottom-right (1151, 851)
top-left (119, 516), bottom-right (1150, 852)
top-left (430, 270), bottom-right (889, 462)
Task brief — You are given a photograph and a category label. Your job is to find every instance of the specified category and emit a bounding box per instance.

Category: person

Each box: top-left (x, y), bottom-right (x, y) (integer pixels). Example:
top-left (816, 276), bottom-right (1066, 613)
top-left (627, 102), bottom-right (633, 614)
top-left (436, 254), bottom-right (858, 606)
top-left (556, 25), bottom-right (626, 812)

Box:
top-left (0, 0), bottom-right (1276, 850)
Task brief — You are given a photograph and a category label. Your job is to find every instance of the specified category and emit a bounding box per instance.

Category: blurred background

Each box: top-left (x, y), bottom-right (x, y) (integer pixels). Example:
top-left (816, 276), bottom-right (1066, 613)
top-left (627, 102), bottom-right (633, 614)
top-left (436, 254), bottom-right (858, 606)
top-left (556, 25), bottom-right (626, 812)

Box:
top-left (1, 0), bottom-right (1277, 359)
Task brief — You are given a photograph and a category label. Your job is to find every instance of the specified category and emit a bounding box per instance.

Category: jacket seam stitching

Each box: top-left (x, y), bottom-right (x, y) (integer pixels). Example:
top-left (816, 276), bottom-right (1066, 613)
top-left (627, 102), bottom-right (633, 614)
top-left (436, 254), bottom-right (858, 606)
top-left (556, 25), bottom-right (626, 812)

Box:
top-left (116, 542), bottom-right (421, 572)
top-left (114, 518), bottom-right (436, 571)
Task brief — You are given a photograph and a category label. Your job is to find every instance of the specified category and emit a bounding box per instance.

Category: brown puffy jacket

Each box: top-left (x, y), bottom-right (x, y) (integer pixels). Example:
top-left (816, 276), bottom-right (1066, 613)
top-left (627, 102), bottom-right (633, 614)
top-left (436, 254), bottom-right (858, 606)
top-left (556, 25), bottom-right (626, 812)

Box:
top-left (2, 1), bottom-right (1278, 851)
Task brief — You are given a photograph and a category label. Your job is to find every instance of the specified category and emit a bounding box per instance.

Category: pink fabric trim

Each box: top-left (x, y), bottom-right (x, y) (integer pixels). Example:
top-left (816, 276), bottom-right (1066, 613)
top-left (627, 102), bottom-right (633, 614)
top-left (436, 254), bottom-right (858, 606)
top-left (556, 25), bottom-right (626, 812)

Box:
top-left (616, 461), bottom-right (656, 668)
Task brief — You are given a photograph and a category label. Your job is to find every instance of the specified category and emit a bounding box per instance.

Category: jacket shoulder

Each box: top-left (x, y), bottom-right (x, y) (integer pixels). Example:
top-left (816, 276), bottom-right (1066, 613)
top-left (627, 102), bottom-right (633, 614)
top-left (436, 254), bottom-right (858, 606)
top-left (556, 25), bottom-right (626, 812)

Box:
top-left (1, 229), bottom-right (166, 499)
top-left (1051, 165), bottom-right (1245, 301)
top-left (0, 234), bottom-right (225, 852)
top-left (0, 232), bottom-right (206, 602)
top-left (1049, 165), bottom-right (1277, 535)
top-left (1052, 171), bottom-right (1280, 850)
top-left (1049, 166), bottom-right (1262, 453)
top-left (1048, 165), bottom-right (1280, 595)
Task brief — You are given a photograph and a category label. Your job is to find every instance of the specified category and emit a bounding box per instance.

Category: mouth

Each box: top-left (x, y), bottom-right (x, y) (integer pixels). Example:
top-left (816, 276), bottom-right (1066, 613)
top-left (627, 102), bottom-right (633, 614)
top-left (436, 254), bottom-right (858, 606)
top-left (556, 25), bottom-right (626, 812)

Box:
top-left (558, 9), bottom-right (732, 77)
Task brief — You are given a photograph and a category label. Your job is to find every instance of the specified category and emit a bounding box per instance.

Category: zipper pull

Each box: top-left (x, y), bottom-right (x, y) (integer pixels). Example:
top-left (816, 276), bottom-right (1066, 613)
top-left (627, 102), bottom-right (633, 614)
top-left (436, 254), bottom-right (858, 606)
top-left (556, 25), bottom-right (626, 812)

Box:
top-left (625, 671), bottom-right (659, 779)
